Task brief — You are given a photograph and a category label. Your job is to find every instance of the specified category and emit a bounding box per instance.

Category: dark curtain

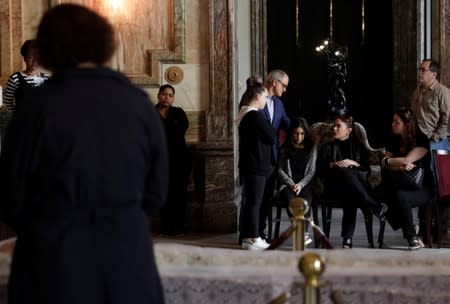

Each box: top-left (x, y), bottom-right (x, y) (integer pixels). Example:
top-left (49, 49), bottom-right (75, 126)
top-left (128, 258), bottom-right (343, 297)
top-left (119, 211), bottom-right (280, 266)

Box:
top-left (267, 0), bottom-right (392, 146)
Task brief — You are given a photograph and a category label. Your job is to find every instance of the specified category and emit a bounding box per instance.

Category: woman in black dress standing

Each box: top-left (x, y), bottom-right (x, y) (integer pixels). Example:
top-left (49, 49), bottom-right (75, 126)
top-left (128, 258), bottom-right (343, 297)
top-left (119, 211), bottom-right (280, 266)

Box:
top-left (156, 84), bottom-right (191, 236)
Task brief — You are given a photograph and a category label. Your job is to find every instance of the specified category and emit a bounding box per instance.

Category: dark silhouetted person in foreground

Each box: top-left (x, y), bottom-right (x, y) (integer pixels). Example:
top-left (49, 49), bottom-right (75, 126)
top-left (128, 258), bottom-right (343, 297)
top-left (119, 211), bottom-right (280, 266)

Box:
top-left (0, 4), bottom-right (168, 304)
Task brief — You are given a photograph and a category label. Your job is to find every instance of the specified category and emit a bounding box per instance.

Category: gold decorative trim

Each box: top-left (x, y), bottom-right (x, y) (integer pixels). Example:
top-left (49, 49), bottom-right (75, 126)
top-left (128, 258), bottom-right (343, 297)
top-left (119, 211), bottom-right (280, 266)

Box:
top-left (165, 66), bottom-right (184, 84)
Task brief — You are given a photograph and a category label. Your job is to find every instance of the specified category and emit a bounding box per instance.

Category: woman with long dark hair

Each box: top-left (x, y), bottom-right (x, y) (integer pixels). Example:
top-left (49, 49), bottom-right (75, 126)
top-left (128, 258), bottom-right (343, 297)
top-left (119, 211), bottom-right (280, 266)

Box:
top-left (237, 81), bottom-right (275, 250)
top-left (378, 107), bottom-right (434, 250)
top-left (277, 117), bottom-right (317, 245)
top-left (317, 114), bottom-right (386, 248)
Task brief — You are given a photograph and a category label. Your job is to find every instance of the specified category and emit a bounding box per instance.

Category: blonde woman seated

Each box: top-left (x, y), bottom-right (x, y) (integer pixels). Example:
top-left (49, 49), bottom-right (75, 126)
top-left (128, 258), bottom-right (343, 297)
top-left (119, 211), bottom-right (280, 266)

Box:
top-left (378, 107), bottom-right (434, 250)
top-left (278, 117), bottom-right (317, 245)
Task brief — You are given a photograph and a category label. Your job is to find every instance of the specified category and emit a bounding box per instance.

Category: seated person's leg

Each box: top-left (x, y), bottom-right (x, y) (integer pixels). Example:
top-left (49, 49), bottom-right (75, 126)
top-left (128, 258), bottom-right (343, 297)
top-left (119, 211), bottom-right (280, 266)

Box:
top-left (341, 205), bottom-right (357, 248)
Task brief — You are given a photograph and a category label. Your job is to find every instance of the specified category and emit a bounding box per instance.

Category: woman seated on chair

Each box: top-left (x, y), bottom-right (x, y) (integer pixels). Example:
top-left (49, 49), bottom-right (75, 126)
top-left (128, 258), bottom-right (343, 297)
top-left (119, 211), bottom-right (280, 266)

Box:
top-left (317, 114), bottom-right (386, 248)
top-left (377, 107), bottom-right (434, 250)
top-left (278, 117), bottom-right (318, 246)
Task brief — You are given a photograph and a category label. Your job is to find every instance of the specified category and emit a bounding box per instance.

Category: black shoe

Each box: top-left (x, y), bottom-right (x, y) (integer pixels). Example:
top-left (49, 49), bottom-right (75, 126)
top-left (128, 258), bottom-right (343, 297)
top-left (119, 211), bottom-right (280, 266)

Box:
top-left (343, 238), bottom-right (352, 249)
top-left (373, 203), bottom-right (388, 222)
top-left (407, 236), bottom-right (422, 250)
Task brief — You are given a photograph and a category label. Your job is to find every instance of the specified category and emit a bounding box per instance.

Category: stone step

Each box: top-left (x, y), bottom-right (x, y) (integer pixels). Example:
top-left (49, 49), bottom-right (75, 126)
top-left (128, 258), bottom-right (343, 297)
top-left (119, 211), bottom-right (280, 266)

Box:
top-left (155, 243), bottom-right (450, 304)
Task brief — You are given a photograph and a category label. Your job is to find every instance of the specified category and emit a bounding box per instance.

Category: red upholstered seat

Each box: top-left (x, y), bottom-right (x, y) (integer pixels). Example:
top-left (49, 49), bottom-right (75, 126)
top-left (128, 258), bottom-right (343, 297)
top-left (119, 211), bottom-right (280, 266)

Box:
top-left (434, 149), bottom-right (450, 246)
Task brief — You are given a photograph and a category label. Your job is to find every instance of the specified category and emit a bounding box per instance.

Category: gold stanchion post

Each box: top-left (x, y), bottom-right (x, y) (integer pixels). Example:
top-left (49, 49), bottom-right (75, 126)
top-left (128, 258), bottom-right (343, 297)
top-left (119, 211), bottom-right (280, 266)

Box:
top-left (299, 252), bottom-right (325, 304)
top-left (288, 198), bottom-right (309, 251)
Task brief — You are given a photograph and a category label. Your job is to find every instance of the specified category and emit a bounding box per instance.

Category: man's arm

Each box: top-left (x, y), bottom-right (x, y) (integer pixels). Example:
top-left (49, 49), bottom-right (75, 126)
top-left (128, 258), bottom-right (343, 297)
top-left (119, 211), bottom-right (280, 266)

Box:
top-left (435, 85), bottom-right (450, 140)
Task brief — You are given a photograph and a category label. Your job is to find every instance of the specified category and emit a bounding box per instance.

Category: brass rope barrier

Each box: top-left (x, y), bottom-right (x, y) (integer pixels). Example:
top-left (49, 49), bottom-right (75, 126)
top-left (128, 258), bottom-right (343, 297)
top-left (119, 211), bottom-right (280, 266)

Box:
top-left (267, 198), bottom-right (335, 250)
top-left (269, 253), bottom-right (327, 304)
top-left (299, 252), bottom-right (326, 304)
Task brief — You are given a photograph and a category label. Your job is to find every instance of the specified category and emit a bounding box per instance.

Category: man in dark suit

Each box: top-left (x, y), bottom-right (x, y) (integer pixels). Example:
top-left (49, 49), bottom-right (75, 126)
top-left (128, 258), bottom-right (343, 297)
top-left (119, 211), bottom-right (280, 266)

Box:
top-left (259, 69), bottom-right (291, 242)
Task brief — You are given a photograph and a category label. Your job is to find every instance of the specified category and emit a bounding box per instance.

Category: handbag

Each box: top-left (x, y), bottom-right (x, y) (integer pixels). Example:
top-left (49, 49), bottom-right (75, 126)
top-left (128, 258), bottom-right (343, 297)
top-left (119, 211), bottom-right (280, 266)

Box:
top-left (382, 165), bottom-right (425, 190)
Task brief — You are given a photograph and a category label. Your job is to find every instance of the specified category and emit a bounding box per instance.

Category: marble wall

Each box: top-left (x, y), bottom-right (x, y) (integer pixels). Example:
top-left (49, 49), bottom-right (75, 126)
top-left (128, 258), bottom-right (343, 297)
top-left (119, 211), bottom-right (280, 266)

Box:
top-left (0, 0), bottom-right (237, 234)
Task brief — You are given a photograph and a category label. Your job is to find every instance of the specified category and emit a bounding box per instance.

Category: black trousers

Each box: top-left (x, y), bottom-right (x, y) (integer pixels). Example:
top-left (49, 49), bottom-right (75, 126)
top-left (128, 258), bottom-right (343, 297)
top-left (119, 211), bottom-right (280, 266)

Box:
top-left (241, 173), bottom-right (269, 239)
top-left (378, 184), bottom-right (433, 239)
top-left (279, 184), bottom-right (314, 231)
top-left (259, 168), bottom-right (276, 238)
top-left (160, 169), bottom-right (190, 235)
top-left (326, 168), bottom-right (377, 239)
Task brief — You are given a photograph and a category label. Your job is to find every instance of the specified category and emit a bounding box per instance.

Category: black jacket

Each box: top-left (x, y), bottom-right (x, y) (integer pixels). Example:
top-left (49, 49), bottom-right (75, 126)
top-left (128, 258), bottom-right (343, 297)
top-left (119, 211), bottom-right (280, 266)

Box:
top-left (238, 110), bottom-right (276, 176)
top-left (0, 67), bottom-right (168, 304)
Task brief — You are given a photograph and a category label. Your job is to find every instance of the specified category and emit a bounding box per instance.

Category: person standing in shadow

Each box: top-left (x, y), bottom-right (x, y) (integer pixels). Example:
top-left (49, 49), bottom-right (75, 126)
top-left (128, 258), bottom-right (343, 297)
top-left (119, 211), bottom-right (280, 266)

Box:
top-left (156, 84), bottom-right (191, 237)
top-left (0, 4), bottom-right (168, 303)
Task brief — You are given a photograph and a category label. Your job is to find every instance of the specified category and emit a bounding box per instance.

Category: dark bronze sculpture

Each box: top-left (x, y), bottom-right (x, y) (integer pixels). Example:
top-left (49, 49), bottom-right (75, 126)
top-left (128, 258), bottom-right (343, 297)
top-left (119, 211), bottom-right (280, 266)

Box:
top-left (316, 40), bottom-right (348, 117)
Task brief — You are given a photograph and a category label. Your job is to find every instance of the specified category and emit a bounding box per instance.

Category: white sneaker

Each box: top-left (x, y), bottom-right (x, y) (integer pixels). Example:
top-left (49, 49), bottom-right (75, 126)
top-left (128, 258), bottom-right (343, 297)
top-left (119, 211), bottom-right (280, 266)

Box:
top-left (261, 238), bottom-right (271, 247)
top-left (241, 237), bottom-right (269, 250)
top-left (305, 234), bottom-right (312, 246)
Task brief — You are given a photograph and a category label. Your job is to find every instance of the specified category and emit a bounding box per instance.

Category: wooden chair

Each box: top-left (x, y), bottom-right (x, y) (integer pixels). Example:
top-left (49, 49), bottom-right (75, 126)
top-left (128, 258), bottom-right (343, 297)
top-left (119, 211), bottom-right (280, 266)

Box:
top-left (267, 196), bottom-right (283, 241)
top-left (311, 121), bottom-right (384, 248)
top-left (434, 149), bottom-right (450, 246)
top-left (313, 193), bottom-right (375, 248)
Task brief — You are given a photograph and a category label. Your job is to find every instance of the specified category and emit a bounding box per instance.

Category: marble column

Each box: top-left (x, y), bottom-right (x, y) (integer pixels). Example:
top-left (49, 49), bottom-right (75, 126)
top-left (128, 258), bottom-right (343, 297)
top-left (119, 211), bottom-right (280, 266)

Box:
top-left (437, 0), bottom-right (450, 86)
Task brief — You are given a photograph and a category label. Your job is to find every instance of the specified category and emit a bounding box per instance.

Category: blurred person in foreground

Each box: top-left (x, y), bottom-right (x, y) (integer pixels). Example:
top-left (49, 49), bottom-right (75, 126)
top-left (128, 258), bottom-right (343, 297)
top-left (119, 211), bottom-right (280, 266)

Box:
top-left (0, 4), bottom-right (168, 304)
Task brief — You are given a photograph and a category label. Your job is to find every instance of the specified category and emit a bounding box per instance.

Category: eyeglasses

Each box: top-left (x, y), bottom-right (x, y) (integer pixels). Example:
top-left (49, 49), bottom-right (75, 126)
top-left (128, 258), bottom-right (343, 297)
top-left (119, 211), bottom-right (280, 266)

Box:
top-left (417, 67), bottom-right (431, 73)
top-left (276, 79), bottom-right (288, 89)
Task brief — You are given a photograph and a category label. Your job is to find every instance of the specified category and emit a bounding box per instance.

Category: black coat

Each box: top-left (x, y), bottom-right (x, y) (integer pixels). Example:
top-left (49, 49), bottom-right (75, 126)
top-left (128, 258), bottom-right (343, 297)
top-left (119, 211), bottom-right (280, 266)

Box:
top-left (0, 67), bottom-right (169, 304)
top-left (238, 110), bottom-right (276, 176)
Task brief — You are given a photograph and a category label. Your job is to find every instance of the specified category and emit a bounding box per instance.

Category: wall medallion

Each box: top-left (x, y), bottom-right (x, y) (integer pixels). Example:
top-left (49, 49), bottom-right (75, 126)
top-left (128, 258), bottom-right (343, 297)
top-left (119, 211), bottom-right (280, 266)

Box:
top-left (165, 66), bottom-right (184, 84)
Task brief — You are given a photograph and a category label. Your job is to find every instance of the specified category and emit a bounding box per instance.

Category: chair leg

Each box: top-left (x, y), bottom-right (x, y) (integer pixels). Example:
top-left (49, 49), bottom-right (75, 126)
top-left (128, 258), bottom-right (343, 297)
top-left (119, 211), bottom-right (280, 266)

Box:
top-left (312, 199), bottom-right (320, 248)
top-left (325, 206), bottom-right (332, 237)
top-left (426, 202), bottom-right (433, 248)
top-left (267, 201), bottom-right (273, 241)
top-left (378, 220), bottom-right (386, 248)
top-left (321, 204), bottom-right (329, 238)
top-left (274, 205), bottom-right (282, 239)
top-left (363, 211), bottom-right (375, 248)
